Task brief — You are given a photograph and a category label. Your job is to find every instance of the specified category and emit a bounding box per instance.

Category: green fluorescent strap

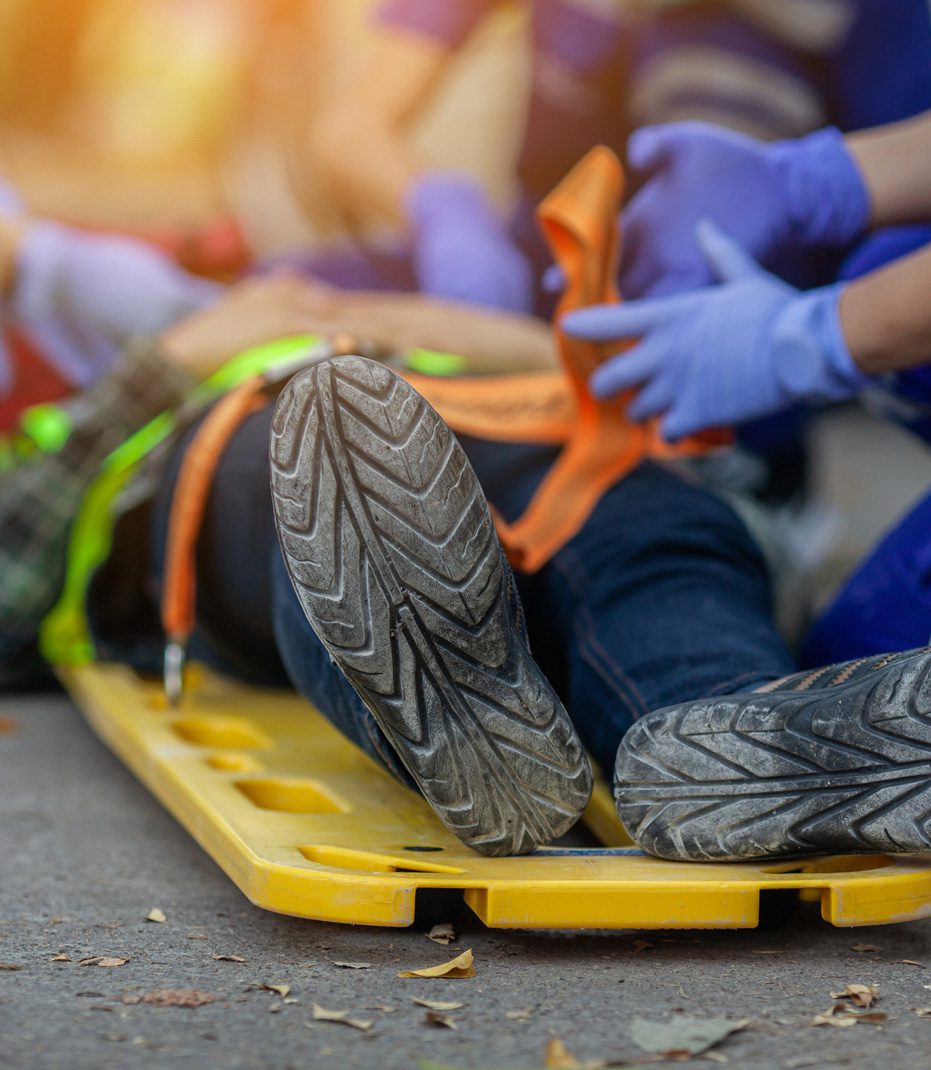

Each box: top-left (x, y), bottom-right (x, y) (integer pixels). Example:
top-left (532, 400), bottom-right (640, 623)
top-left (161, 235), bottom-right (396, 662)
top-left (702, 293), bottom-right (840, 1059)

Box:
top-left (105, 334), bottom-right (321, 475)
top-left (41, 330), bottom-right (473, 665)
top-left (39, 463), bottom-right (136, 665)
top-left (20, 403), bottom-right (72, 454)
top-left (203, 333), bottom-right (320, 392)
top-left (103, 411), bottom-right (175, 474)
top-left (404, 347), bottom-right (469, 376)
top-left (41, 333), bottom-right (321, 665)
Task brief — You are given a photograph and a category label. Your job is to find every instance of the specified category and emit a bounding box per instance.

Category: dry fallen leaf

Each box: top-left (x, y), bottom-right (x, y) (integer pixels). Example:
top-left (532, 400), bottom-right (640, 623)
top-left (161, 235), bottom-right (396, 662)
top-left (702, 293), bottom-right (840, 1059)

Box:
top-left (398, 948), bottom-right (475, 980)
top-left (145, 909), bottom-right (166, 924)
top-left (79, 957), bottom-right (128, 968)
top-left (331, 961), bottom-right (372, 970)
top-left (629, 1016), bottom-right (750, 1058)
top-left (897, 960), bottom-right (925, 968)
top-left (123, 989), bottom-right (215, 1009)
top-left (0, 963), bottom-right (22, 971)
top-left (427, 923), bottom-right (456, 946)
top-left (413, 998), bottom-right (464, 1011)
top-left (812, 1011), bottom-right (858, 1029)
top-left (544, 1037), bottom-right (582, 1069)
top-left (51, 955), bottom-right (70, 962)
top-left (187, 933), bottom-right (209, 941)
top-left (830, 984), bottom-right (879, 1009)
top-left (813, 1003), bottom-right (887, 1027)
top-left (0, 716), bottom-right (18, 734)
top-left (851, 943), bottom-right (881, 953)
top-left (424, 1010), bottom-right (457, 1030)
top-left (632, 939), bottom-right (654, 953)
top-left (505, 1008), bottom-right (534, 1021)
top-left (258, 984), bottom-right (290, 998)
top-left (751, 950), bottom-right (783, 956)
top-left (311, 1003), bottom-right (372, 1031)
top-left (213, 954), bottom-right (245, 963)
top-left (914, 1007), bottom-right (931, 1018)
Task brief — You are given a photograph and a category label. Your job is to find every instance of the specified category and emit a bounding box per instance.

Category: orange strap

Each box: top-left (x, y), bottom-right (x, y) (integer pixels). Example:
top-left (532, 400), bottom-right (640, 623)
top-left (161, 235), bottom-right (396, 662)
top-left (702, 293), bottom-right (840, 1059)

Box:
top-left (161, 378), bottom-right (266, 647)
top-left (400, 370), bottom-right (574, 444)
top-left (409, 146), bottom-right (729, 573)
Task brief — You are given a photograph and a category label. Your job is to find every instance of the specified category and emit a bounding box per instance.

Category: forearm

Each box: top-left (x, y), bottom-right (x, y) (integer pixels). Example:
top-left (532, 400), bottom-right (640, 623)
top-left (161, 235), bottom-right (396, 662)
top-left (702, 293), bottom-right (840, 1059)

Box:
top-left (293, 289), bottom-right (558, 373)
top-left (310, 31), bottom-right (449, 227)
top-left (840, 241), bottom-right (931, 375)
top-left (312, 109), bottom-right (419, 226)
top-left (847, 110), bottom-right (931, 229)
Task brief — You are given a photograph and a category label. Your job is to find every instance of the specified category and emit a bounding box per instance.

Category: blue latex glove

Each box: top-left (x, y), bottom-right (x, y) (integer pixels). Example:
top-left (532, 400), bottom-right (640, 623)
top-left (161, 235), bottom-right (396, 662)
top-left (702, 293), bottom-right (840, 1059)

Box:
top-left (561, 221), bottom-right (867, 442)
top-left (543, 122), bottom-right (870, 300)
top-left (10, 222), bottom-right (222, 388)
top-left (619, 122), bottom-right (871, 299)
top-left (406, 173), bottom-right (532, 314)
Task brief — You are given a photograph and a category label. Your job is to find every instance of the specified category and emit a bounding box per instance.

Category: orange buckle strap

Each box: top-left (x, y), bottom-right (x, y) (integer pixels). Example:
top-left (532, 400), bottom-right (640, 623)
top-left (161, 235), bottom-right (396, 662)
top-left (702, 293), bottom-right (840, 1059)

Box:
top-left (407, 146), bottom-right (729, 573)
top-left (159, 335), bottom-right (380, 703)
top-left (398, 370), bottom-right (574, 445)
top-left (161, 378), bottom-right (267, 703)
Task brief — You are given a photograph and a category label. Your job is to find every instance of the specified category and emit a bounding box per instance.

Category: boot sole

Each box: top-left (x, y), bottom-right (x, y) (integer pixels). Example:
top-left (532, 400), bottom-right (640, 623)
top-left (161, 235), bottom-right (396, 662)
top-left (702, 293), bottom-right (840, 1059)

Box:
top-left (270, 356), bottom-right (592, 855)
top-left (615, 649), bottom-right (931, 861)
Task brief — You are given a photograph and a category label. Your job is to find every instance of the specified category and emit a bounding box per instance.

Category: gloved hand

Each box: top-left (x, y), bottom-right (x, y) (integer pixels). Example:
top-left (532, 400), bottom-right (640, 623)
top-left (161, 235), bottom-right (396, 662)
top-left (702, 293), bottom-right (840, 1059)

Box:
top-left (10, 222), bottom-right (222, 387)
top-left (406, 173), bottom-right (533, 314)
top-left (561, 221), bottom-right (866, 442)
top-left (618, 121), bottom-right (871, 299)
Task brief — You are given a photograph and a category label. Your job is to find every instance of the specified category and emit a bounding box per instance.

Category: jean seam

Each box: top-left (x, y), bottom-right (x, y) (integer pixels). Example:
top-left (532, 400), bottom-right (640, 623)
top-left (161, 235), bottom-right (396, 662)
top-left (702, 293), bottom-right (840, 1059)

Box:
top-left (553, 548), bottom-right (650, 721)
top-left (572, 606), bottom-right (650, 724)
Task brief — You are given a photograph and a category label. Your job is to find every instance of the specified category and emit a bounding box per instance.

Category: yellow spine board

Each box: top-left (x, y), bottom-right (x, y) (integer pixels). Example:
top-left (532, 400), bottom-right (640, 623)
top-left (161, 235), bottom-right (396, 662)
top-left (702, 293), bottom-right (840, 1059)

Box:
top-left (59, 663), bottom-right (931, 930)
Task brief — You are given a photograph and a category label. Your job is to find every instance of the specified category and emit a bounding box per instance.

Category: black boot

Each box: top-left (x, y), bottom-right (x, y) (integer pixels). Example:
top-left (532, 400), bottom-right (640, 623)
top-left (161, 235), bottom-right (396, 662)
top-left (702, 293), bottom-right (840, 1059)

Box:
top-left (615, 647), bottom-right (931, 861)
top-left (270, 356), bottom-right (592, 856)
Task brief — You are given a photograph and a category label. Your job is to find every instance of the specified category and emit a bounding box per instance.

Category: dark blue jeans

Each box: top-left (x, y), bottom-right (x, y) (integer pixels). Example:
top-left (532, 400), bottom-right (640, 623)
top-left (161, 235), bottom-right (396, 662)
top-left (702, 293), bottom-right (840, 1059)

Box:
top-left (151, 401), bottom-right (794, 778)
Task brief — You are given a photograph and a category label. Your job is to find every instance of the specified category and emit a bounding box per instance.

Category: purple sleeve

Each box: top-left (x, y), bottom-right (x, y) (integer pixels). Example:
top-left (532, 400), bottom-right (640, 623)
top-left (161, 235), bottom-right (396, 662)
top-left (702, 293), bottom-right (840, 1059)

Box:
top-left (373, 0), bottom-right (500, 49)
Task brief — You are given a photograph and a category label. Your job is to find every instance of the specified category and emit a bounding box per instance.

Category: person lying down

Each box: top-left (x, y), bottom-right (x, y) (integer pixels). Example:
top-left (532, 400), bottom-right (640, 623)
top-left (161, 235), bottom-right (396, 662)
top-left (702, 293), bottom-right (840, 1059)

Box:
top-left (3, 275), bottom-right (930, 863)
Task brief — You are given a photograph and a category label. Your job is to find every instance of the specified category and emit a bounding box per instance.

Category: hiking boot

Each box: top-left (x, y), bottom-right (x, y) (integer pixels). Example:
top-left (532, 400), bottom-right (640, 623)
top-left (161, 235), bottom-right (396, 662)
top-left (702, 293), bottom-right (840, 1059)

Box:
top-left (269, 355), bottom-right (592, 855)
top-left (614, 647), bottom-right (931, 861)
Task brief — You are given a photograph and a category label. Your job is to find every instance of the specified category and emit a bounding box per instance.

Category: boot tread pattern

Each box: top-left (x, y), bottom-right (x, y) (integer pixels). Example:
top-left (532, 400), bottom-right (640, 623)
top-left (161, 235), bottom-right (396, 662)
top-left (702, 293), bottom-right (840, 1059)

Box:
top-left (615, 650), bottom-right (931, 860)
top-left (271, 357), bottom-right (592, 855)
